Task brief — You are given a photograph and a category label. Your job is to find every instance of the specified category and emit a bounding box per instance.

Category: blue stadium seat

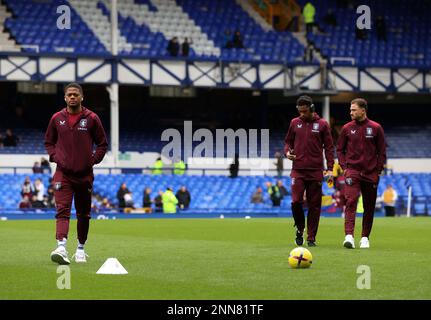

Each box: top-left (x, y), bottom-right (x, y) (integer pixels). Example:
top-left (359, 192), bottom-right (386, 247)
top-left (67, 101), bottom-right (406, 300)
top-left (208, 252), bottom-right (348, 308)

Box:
top-left (0, 173), bottom-right (429, 217)
top-left (4, 0), bottom-right (107, 55)
top-left (304, 0), bottom-right (430, 68)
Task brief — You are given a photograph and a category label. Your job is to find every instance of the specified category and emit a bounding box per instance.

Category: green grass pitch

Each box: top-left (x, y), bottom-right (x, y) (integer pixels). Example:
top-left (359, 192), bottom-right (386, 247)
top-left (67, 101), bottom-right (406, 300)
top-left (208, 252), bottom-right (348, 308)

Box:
top-left (0, 217), bottom-right (430, 299)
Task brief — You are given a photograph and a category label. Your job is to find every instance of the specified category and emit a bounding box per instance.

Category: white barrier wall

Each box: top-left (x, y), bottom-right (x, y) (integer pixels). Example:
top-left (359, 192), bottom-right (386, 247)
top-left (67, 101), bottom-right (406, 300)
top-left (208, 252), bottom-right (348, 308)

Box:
top-left (387, 159), bottom-right (431, 173)
top-left (0, 152), bottom-right (164, 174)
top-left (0, 153), bottom-right (430, 174)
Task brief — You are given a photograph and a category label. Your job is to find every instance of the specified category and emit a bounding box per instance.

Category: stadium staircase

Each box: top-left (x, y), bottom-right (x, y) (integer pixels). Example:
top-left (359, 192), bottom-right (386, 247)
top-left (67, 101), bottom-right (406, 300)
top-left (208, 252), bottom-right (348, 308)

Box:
top-left (235, 0), bottom-right (273, 32)
top-left (68, 0), bottom-right (132, 53)
top-left (100, 0), bottom-right (220, 57)
top-left (0, 3), bottom-right (20, 52)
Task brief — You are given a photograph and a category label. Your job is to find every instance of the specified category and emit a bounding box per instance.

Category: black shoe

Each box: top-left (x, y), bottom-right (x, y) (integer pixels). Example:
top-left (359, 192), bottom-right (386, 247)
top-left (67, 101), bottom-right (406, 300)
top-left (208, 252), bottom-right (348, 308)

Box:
top-left (295, 230), bottom-right (304, 246)
top-left (307, 240), bottom-right (316, 247)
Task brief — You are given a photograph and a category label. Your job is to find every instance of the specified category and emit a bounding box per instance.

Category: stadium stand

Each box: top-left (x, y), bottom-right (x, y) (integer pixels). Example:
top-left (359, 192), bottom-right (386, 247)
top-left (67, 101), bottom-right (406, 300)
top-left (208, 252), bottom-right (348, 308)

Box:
top-left (2, 0), bottom-right (308, 62)
top-left (2, 126), bottom-right (431, 158)
top-left (0, 2), bottom-right (20, 52)
top-left (176, 0), bottom-right (307, 62)
top-left (4, 0), bottom-right (108, 55)
top-left (2, 0), bottom-right (430, 66)
top-left (1, 173), bottom-right (430, 216)
top-left (98, 0), bottom-right (219, 57)
top-left (298, 0), bottom-right (431, 67)
top-left (0, 0), bottom-right (429, 219)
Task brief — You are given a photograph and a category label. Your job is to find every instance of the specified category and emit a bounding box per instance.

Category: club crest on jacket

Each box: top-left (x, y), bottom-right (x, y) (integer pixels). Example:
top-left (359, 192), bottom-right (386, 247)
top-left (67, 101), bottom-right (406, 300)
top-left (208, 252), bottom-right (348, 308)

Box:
top-left (78, 119), bottom-right (88, 131)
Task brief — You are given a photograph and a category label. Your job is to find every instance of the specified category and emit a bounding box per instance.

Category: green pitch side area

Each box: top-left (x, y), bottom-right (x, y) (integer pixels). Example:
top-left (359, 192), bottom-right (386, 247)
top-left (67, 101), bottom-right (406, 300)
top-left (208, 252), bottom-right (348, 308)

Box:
top-left (0, 218), bottom-right (430, 299)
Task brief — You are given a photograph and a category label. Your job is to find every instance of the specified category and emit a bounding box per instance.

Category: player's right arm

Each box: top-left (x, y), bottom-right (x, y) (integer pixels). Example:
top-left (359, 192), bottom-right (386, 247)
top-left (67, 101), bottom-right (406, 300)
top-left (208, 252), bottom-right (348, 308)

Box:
top-left (44, 115), bottom-right (58, 163)
top-left (336, 126), bottom-right (348, 171)
top-left (284, 120), bottom-right (296, 160)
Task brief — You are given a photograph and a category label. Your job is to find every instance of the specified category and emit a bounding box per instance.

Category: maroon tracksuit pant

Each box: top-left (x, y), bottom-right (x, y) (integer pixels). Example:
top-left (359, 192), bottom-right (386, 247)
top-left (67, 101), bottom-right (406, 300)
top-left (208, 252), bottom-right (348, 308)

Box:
top-left (53, 170), bottom-right (94, 244)
top-left (344, 170), bottom-right (379, 238)
top-left (291, 170), bottom-right (323, 241)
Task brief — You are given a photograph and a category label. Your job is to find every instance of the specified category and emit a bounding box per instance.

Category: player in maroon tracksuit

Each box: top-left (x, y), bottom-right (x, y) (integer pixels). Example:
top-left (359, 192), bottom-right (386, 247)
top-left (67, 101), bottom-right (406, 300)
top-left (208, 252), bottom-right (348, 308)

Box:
top-left (284, 96), bottom-right (335, 247)
top-left (45, 83), bottom-right (108, 264)
top-left (336, 98), bottom-right (386, 249)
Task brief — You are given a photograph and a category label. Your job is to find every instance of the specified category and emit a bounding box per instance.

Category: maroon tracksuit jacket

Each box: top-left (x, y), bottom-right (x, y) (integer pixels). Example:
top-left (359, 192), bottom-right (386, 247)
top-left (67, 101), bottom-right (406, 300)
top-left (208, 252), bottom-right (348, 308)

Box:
top-left (44, 107), bottom-right (108, 243)
top-left (44, 107), bottom-right (108, 176)
top-left (336, 117), bottom-right (386, 238)
top-left (336, 118), bottom-right (386, 183)
top-left (284, 113), bottom-right (335, 241)
top-left (284, 113), bottom-right (335, 174)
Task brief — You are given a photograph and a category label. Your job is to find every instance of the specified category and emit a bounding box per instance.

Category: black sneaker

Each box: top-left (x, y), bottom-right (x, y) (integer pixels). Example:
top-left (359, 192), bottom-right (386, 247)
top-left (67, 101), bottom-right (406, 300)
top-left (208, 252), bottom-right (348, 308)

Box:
top-left (307, 240), bottom-right (316, 247)
top-left (295, 230), bottom-right (304, 246)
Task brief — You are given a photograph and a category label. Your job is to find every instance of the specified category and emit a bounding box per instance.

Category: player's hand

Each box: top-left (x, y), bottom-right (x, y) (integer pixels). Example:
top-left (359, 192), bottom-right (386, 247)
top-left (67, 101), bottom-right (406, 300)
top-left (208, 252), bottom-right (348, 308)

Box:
top-left (286, 151), bottom-right (296, 161)
top-left (324, 170), bottom-right (334, 187)
top-left (324, 170), bottom-right (333, 179)
top-left (286, 154), bottom-right (296, 161)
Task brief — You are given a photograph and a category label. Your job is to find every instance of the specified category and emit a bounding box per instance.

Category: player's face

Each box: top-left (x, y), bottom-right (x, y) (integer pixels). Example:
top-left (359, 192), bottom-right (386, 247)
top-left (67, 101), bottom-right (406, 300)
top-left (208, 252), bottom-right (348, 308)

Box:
top-left (350, 103), bottom-right (366, 121)
top-left (297, 105), bottom-right (313, 120)
top-left (65, 88), bottom-right (83, 108)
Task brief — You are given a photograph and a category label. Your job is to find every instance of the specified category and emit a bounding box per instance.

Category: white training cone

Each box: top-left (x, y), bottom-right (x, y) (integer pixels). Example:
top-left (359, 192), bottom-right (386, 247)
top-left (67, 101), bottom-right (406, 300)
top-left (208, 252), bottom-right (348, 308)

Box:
top-left (96, 258), bottom-right (128, 274)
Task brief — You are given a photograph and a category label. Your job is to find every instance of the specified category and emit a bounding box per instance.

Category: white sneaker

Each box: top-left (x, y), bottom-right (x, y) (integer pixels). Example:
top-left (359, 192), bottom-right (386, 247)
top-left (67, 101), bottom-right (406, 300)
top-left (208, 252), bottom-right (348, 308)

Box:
top-left (359, 237), bottom-right (370, 248)
top-left (343, 234), bottom-right (355, 249)
top-left (51, 246), bottom-right (70, 265)
top-left (73, 249), bottom-right (88, 263)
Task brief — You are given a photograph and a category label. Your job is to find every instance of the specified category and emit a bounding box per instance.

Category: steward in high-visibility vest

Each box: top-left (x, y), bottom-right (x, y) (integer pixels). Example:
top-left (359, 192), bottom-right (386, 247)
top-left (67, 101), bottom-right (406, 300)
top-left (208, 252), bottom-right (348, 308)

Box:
top-left (173, 160), bottom-right (186, 175)
top-left (303, 2), bottom-right (316, 24)
top-left (152, 157), bottom-right (163, 175)
top-left (162, 188), bottom-right (178, 213)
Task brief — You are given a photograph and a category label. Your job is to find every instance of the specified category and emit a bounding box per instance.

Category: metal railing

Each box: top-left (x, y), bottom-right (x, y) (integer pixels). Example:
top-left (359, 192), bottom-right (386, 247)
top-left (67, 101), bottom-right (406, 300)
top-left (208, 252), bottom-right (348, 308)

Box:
top-left (0, 166), bottom-right (290, 176)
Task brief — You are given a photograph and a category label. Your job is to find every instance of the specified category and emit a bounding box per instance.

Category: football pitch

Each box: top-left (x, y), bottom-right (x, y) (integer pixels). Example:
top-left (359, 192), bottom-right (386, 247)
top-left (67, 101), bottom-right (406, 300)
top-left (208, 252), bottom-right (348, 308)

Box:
top-left (0, 217), bottom-right (430, 300)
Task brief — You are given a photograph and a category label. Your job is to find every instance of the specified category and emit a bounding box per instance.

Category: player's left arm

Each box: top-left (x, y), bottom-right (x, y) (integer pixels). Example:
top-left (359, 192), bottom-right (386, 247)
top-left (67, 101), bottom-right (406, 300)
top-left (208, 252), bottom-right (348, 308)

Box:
top-left (376, 125), bottom-right (387, 174)
top-left (92, 114), bottom-right (108, 165)
top-left (322, 121), bottom-right (335, 171)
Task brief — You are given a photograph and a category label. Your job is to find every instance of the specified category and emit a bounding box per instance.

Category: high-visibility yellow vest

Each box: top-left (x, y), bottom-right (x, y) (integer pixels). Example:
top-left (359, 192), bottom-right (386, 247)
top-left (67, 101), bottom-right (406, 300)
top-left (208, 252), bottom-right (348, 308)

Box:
top-left (173, 161), bottom-right (185, 175)
top-left (162, 190), bottom-right (178, 213)
top-left (303, 3), bottom-right (316, 24)
top-left (152, 160), bottom-right (163, 175)
top-left (357, 195), bottom-right (364, 213)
